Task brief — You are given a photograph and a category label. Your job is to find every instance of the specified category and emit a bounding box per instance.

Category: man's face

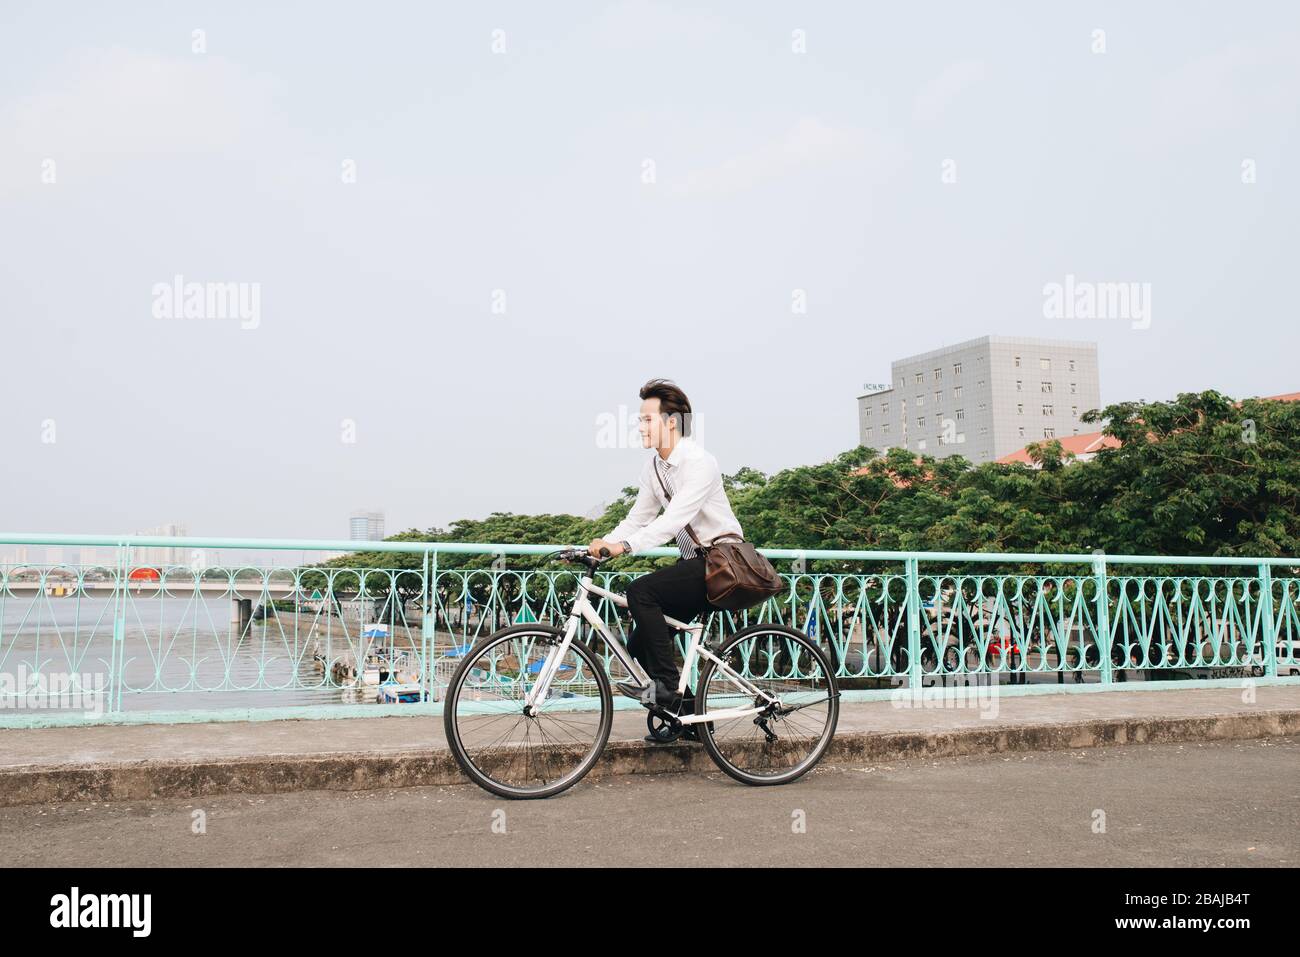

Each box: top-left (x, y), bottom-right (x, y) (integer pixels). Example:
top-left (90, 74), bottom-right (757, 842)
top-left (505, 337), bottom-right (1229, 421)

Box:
top-left (637, 397), bottom-right (675, 448)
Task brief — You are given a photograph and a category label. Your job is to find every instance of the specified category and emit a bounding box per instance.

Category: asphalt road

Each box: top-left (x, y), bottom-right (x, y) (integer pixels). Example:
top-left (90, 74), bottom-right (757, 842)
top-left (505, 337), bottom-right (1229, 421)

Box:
top-left (5, 737), bottom-right (1296, 867)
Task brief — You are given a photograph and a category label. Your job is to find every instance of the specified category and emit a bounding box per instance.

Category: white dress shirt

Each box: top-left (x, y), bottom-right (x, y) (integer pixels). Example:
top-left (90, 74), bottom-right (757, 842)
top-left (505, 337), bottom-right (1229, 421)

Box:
top-left (604, 436), bottom-right (745, 556)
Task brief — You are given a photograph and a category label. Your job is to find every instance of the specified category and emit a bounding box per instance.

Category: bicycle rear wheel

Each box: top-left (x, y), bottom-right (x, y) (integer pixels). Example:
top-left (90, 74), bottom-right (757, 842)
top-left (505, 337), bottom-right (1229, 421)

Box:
top-left (442, 624), bottom-right (612, 799)
top-left (695, 624), bottom-right (839, 786)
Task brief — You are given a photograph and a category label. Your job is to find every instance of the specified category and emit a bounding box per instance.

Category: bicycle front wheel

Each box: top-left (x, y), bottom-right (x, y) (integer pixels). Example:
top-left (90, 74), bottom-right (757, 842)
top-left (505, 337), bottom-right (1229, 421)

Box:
top-left (695, 624), bottom-right (839, 786)
top-left (442, 624), bottom-right (613, 799)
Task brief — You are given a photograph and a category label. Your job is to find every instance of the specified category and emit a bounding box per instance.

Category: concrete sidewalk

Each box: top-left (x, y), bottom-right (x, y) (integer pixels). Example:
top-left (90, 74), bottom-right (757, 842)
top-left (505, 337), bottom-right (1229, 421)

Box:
top-left (2, 686), bottom-right (1297, 806)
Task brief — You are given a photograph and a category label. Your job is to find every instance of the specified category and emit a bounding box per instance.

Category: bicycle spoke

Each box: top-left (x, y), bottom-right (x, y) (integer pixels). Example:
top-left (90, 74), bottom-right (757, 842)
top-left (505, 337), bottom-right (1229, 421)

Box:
top-left (446, 630), bottom-right (610, 796)
top-left (698, 630), bottom-right (838, 783)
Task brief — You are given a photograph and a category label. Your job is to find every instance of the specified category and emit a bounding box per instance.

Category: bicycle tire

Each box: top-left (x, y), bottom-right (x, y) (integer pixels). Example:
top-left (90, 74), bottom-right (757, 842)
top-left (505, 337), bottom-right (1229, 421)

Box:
top-left (442, 623), bottom-right (613, 800)
top-left (694, 623), bottom-right (839, 787)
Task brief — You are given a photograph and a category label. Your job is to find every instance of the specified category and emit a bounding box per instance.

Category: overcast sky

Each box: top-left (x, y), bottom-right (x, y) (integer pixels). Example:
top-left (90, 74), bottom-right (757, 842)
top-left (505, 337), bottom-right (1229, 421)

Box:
top-left (2, 1), bottom-right (1297, 544)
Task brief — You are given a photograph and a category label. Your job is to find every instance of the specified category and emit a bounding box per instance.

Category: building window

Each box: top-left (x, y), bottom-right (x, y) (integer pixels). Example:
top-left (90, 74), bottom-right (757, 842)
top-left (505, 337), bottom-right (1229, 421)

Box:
top-left (977, 379), bottom-right (985, 388)
top-left (864, 426), bottom-right (873, 438)
top-left (953, 386), bottom-right (963, 399)
top-left (916, 394), bottom-right (925, 407)
top-left (1017, 404), bottom-right (1024, 415)
top-left (1071, 405), bottom-right (1078, 418)
top-left (1018, 427), bottom-right (1025, 438)
top-left (863, 406), bottom-right (871, 419)
top-left (1014, 355), bottom-right (1021, 368)
top-left (978, 401), bottom-right (986, 411)
top-left (956, 432), bottom-right (966, 444)
top-left (953, 362), bottom-right (963, 375)
top-left (916, 439), bottom-right (927, 451)
top-left (934, 367), bottom-right (942, 381)
top-left (1015, 380), bottom-right (1023, 392)
top-left (980, 425), bottom-right (988, 435)
top-left (1073, 427), bottom-right (1079, 435)
top-left (1040, 357), bottom-right (1051, 370)
top-left (915, 372), bottom-right (924, 384)
top-left (1068, 359), bottom-right (1076, 372)
top-left (1044, 428), bottom-right (1056, 438)
top-left (881, 402), bottom-right (890, 415)
top-left (1070, 383), bottom-right (1077, 394)
top-left (955, 408), bottom-right (965, 420)
top-left (1042, 404), bottom-right (1054, 416)
top-left (918, 416), bottom-right (926, 428)
top-left (934, 391), bottom-right (942, 405)
top-left (881, 423), bottom-right (889, 435)
top-left (1041, 381), bottom-right (1053, 393)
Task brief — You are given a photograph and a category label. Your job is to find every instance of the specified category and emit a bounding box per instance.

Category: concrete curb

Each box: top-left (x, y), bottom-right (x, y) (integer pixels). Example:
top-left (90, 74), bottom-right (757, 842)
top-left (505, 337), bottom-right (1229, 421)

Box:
top-left (3, 709), bottom-right (1297, 806)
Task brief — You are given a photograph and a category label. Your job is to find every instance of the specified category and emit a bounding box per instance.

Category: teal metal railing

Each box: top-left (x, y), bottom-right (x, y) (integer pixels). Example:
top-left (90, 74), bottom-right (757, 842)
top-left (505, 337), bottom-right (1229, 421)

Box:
top-left (0, 533), bottom-right (1296, 726)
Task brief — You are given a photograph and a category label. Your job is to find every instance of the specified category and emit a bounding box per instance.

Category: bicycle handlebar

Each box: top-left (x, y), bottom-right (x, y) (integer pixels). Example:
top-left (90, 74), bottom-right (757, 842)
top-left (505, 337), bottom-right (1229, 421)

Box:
top-left (550, 547), bottom-right (609, 567)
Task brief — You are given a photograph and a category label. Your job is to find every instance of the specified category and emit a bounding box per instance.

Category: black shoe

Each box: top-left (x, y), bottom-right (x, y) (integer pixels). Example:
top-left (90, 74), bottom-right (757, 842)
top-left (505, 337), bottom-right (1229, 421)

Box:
top-left (650, 678), bottom-right (693, 713)
top-left (619, 677), bottom-right (688, 710)
top-left (615, 678), bottom-right (653, 702)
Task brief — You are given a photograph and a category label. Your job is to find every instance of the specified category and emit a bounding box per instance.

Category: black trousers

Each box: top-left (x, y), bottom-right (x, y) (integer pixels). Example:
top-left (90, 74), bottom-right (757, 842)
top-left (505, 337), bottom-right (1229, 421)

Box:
top-left (625, 556), bottom-right (718, 687)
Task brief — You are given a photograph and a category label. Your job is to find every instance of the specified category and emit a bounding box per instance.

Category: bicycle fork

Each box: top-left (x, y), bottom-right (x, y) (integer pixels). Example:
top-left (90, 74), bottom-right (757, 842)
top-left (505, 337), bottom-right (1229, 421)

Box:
top-left (522, 616), bottom-right (580, 715)
top-left (521, 583), bottom-right (652, 713)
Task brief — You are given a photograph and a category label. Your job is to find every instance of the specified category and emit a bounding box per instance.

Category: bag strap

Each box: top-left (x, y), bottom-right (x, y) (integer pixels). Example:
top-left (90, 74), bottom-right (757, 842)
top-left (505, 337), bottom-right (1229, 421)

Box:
top-left (652, 457), bottom-right (704, 548)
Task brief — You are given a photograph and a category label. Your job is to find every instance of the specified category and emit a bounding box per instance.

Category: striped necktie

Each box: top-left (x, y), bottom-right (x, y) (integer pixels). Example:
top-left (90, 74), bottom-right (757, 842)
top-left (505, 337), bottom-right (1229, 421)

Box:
top-left (656, 457), bottom-right (699, 559)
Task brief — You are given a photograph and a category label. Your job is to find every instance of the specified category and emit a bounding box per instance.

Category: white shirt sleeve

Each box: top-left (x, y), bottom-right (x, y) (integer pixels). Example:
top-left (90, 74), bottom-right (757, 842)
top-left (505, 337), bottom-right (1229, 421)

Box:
top-left (622, 455), bottom-right (717, 554)
top-left (603, 462), bottom-right (661, 549)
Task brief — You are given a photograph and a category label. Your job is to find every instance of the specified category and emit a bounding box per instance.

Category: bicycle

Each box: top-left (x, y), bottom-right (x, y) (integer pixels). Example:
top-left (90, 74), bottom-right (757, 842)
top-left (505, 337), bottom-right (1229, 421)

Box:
top-left (442, 547), bottom-right (840, 799)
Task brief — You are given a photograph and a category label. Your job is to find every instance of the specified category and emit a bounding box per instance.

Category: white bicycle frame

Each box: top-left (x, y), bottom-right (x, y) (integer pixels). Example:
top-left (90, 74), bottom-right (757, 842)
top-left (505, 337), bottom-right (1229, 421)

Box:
top-left (522, 573), bottom-right (782, 725)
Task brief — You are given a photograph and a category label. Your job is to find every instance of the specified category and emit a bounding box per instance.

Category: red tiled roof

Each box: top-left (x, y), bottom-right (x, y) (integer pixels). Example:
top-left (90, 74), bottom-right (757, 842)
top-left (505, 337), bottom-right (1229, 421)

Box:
top-left (854, 393), bottom-right (1295, 475)
top-left (998, 391), bottom-right (1298, 465)
top-left (996, 431), bottom-right (1121, 465)
top-left (851, 457), bottom-right (931, 487)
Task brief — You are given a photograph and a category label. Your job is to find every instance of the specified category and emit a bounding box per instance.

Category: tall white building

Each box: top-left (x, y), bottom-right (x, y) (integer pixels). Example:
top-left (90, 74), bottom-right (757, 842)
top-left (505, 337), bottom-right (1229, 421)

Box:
top-left (74, 546), bottom-right (132, 567)
top-left (350, 510), bottom-right (385, 542)
top-left (857, 335), bottom-right (1102, 463)
top-left (129, 522), bottom-right (188, 566)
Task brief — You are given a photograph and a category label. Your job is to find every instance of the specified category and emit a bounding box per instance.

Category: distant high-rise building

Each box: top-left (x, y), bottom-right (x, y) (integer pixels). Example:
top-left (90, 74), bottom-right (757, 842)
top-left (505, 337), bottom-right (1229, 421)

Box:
top-left (350, 511), bottom-right (385, 542)
top-left (129, 522), bottom-right (188, 567)
top-left (856, 335), bottom-right (1102, 463)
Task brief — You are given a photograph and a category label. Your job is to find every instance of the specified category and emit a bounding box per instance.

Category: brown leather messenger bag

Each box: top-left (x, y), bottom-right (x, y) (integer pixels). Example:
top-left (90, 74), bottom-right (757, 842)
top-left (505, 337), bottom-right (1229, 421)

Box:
top-left (652, 462), bottom-right (784, 612)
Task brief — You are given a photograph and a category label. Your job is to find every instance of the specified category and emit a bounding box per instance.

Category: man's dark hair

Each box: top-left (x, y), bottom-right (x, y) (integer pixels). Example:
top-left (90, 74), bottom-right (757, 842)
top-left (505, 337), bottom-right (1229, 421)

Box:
top-left (640, 378), bottom-right (693, 437)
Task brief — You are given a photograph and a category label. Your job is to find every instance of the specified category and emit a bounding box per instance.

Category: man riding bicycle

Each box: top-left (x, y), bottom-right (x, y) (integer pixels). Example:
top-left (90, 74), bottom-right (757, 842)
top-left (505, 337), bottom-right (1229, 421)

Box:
top-left (588, 379), bottom-right (744, 732)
